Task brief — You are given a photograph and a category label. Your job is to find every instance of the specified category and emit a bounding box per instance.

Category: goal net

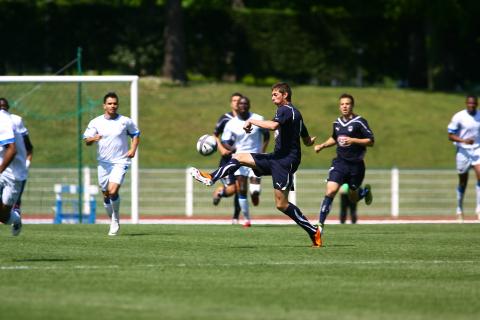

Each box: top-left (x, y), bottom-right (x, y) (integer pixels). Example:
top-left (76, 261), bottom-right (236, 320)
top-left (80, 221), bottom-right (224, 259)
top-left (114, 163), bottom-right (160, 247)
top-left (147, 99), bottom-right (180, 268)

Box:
top-left (0, 76), bottom-right (139, 223)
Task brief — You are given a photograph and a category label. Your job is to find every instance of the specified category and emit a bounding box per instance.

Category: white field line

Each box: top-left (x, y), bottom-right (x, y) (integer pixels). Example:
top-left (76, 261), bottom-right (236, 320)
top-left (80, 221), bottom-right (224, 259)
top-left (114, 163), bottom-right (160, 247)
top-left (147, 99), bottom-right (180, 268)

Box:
top-left (22, 218), bottom-right (480, 225)
top-left (1, 260), bottom-right (477, 271)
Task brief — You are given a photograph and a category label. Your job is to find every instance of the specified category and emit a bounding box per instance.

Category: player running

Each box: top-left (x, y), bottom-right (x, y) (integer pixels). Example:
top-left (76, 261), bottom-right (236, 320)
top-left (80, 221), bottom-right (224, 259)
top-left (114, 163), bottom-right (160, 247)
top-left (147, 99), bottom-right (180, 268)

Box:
top-left (190, 82), bottom-right (321, 247)
top-left (314, 93), bottom-right (374, 243)
top-left (0, 105), bottom-right (27, 236)
top-left (212, 92), bottom-right (242, 224)
top-left (0, 98), bottom-right (34, 219)
top-left (447, 95), bottom-right (480, 221)
top-left (221, 96), bottom-right (270, 227)
top-left (83, 92), bottom-right (140, 236)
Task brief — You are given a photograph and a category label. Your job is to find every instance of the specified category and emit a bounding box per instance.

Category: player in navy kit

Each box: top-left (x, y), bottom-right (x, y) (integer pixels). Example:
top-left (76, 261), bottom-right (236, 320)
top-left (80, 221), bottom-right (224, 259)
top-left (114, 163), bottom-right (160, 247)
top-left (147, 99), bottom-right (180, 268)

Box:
top-left (314, 93), bottom-right (374, 241)
top-left (212, 93), bottom-right (242, 223)
top-left (190, 83), bottom-right (321, 247)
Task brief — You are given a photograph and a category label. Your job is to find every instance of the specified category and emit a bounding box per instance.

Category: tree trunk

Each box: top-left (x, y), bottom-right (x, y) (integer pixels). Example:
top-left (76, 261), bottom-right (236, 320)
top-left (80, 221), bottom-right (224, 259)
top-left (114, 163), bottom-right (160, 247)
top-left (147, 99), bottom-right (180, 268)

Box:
top-left (162, 0), bottom-right (187, 83)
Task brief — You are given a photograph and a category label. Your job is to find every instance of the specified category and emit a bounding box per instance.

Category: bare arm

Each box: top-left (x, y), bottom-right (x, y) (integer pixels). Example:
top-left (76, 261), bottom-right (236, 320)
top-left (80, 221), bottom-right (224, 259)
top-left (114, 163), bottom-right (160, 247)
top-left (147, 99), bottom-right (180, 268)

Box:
top-left (0, 142), bottom-right (17, 173)
top-left (341, 137), bottom-right (374, 147)
top-left (244, 119), bottom-right (279, 133)
top-left (448, 133), bottom-right (474, 145)
top-left (314, 137), bottom-right (336, 153)
top-left (126, 136), bottom-right (140, 158)
top-left (215, 135), bottom-right (233, 157)
top-left (23, 135), bottom-right (33, 164)
top-left (84, 134), bottom-right (102, 146)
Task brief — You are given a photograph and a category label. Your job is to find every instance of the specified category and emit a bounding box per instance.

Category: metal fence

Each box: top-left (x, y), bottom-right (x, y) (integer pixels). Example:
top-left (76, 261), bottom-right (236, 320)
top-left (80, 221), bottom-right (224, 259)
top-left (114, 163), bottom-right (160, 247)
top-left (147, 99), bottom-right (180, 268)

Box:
top-left (19, 168), bottom-right (475, 221)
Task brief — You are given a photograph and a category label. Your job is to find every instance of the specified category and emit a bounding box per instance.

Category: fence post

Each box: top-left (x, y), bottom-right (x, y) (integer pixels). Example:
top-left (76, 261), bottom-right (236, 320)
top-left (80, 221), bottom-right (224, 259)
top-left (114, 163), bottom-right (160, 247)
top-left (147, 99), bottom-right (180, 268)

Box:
top-left (391, 167), bottom-right (399, 217)
top-left (82, 166), bottom-right (90, 214)
top-left (186, 168), bottom-right (193, 217)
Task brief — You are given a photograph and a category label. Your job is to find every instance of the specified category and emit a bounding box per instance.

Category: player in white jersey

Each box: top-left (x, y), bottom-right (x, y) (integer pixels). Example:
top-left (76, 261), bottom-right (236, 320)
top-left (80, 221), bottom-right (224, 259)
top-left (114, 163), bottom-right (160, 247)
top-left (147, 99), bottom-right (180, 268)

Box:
top-left (0, 98), bottom-right (34, 219)
top-left (84, 92), bottom-right (140, 235)
top-left (447, 95), bottom-right (480, 221)
top-left (222, 96), bottom-right (270, 227)
top-left (0, 108), bottom-right (26, 236)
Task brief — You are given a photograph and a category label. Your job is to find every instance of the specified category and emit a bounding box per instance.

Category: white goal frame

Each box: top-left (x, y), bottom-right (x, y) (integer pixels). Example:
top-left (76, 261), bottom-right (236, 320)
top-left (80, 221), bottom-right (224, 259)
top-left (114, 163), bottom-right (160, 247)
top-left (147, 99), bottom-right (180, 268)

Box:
top-left (0, 75), bottom-right (140, 223)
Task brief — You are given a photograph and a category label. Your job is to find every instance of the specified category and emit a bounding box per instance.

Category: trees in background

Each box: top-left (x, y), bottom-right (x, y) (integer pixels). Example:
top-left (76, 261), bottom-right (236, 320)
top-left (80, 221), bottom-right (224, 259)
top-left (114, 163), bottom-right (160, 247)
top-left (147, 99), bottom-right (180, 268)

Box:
top-left (0, 0), bottom-right (479, 91)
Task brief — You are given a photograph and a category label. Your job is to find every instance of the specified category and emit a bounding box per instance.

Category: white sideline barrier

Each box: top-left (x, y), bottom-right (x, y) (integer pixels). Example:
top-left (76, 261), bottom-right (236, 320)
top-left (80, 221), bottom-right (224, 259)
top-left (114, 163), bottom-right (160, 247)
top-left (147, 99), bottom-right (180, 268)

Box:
top-left (18, 168), bottom-right (480, 222)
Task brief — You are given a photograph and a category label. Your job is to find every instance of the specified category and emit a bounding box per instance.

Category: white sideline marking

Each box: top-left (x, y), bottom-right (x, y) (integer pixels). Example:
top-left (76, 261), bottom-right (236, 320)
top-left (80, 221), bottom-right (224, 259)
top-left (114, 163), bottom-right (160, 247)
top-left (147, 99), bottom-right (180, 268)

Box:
top-left (22, 218), bottom-right (480, 225)
top-left (1, 260), bottom-right (477, 271)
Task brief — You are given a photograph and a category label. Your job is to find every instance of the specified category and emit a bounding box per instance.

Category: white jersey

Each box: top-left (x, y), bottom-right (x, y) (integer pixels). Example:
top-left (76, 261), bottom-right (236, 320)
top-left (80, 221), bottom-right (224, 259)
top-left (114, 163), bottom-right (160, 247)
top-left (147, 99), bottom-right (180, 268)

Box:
top-left (222, 113), bottom-right (265, 153)
top-left (10, 114), bottom-right (29, 136)
top-left (448, 109), bottom-right (480, 149)
top-left (0, 110), bottom-right (28, 181)
top-left (83, 114), bottom-right (140, 164)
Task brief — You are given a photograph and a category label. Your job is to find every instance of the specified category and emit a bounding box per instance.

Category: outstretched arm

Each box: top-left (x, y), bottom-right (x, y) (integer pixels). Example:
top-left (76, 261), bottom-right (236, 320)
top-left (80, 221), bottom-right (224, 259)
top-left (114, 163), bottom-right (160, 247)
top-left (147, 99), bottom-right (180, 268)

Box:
top-left (314, 137), bottom-right (336, 153)
top-left (244, 119), bottom-right (279, 133)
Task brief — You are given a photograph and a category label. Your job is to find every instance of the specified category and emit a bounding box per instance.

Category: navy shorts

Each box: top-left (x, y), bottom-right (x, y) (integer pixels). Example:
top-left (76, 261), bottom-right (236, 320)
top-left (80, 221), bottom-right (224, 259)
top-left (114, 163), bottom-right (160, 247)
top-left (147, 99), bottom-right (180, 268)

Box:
top-left (219, 156), bottom-right (236, 186)
top-left (252, 153), bottom-right (299, 191)
top-left (327, 158), bottom-right (365, 190)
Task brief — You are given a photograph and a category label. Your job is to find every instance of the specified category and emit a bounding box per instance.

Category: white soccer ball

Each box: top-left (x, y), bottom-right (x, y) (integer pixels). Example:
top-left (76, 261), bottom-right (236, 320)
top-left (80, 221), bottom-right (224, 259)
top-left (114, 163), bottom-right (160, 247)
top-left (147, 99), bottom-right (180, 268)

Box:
top-left (196, 134), bottom-right (217, 156)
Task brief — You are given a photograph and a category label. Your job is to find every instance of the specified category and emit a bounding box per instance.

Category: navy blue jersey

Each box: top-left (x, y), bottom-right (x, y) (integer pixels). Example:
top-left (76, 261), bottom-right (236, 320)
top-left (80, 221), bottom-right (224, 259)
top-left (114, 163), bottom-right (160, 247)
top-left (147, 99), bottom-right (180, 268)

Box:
top-left (214, 112), bottom-right (235, 160)
top-left (273, 104), bottom-right (310, 159)
top-left (332, 115), bottom-right (374, 162)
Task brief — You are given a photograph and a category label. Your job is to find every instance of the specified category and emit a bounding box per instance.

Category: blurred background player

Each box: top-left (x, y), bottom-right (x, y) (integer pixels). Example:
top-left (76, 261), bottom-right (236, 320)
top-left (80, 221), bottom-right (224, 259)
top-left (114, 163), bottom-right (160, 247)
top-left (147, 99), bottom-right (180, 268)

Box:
top-left (314, 93), bottom-right (374, 242)
top-left (339, 183), bottom-right (357, 224)
top-left (221, 96), bottom-right (270, 227)
top-left (190, 82), bottom-right (321, 247)
top-left (447, 95), bottom-right (480, 221)
top-left (84, 92), bottom-right (140, 236)
top-left (212, 92), bottom-right (242, 224)
top-left (0, 104), bottom-right (26, 236)
top-left (0, 98), bottom-right (34, 218)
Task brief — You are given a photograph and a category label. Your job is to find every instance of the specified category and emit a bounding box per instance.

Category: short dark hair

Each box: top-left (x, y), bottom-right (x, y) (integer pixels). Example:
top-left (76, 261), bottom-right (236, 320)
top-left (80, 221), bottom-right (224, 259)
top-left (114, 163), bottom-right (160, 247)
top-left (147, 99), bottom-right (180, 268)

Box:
top-left (103, 92), bottom-right (119, 103)
top-left (466, 94), bottom-right (478, 102)
top-left (231, 92), bottom-right (243, 99)
top-left (271, 82), bottom-right (292, 102)
top-left (239, 95), bottom-right (250, 106)
top-left (339, 93), bottom-right (355, 106)
top-left (0, 97), bottom-right (9, 110)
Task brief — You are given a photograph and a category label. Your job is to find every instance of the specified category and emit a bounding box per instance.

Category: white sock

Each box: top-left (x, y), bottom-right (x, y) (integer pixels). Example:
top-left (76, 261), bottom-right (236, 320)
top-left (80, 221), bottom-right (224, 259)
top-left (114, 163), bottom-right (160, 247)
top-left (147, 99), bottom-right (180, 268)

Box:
top-left (476, 183), bottom-right (480, 212)
top-left (238, 196), bottom-right (250, 221)
top-left (104, 202), bottom-right (113, 218)
top-left (111, 196), bottom-right (120, 223)
top-left (7, 209), bottom-right (21, 225)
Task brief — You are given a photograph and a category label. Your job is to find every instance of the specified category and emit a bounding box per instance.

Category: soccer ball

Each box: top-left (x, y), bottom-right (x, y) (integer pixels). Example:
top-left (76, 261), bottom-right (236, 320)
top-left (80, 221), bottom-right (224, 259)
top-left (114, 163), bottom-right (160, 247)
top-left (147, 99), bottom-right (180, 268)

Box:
top-left (196, 134), bottom-right (217, 156)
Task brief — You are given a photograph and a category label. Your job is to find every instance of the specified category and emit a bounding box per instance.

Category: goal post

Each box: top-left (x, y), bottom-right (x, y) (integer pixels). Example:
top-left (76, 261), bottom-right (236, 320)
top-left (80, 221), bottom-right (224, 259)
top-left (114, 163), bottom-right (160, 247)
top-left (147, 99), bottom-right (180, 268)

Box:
top-left (0, 75), bottom-right (140, 223)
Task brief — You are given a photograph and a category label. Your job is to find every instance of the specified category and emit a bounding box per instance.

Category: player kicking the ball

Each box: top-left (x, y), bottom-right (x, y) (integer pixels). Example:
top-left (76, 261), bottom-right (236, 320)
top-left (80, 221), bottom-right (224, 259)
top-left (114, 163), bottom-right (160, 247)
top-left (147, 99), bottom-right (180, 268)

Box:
top-left (314, 93), bottom-right (374, 243)
top-left (190, 82), bottom-right (321, 247)
top-left (84, 92), bottom-right (140, 236)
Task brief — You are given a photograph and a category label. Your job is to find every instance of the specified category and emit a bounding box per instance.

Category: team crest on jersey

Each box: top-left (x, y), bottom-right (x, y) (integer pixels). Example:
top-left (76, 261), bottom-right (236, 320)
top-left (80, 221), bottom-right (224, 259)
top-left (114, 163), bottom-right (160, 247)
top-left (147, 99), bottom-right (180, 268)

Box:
top-left (348, 125), bottom-right (353, 132)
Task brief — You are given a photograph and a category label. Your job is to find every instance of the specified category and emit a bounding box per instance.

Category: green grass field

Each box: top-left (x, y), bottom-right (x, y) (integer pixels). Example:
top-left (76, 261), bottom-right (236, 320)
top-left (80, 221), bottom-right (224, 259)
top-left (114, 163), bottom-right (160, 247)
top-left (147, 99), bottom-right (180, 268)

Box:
top-left (1, 224), bottom-right (479, 320)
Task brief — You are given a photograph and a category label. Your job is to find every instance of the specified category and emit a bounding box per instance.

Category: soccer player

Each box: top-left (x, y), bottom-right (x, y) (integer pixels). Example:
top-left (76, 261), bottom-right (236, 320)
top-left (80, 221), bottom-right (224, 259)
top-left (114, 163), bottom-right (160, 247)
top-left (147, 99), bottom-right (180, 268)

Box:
top-left (0, 105), bottom-right (26, 236)
top-left (314, 93), bottom-right (374, 241)
top-left (0, 98), bottom-right (34, 218)
top-left (212, 92), bottom-right (242, 224)
top-left (447, 95), bottom-right (480, 221)
top-left (221, 96), bottom-right (270, 227)
top-left (83, 92), bottom-right (140, 236)
top-left (190, 82), bottom-right (321, 247)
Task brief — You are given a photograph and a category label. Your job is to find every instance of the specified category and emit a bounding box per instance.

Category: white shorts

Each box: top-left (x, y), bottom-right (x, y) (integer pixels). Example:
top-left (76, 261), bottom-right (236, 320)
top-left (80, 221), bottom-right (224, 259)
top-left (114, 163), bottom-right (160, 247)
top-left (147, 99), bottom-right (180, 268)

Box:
top-left (0, 174), bottom-right (23, 206)
top-left (456, 147), bottom-right (480, 174)
top-left (234, 166), bottom-right (260, 179)
top-left (98, 162), bottom-right (129, 192)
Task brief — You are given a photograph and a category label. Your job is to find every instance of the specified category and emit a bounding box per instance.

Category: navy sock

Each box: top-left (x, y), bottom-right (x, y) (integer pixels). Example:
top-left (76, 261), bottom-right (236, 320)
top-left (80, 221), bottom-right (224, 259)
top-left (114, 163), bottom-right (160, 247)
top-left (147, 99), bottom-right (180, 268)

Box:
top-left (319, 196), bottom-right (334, 225)
top-left (233, 193), bottom-right (241, 219)
top-left (211, 159), bottom-right (241, 183)
top-left (281, 203), bottom-right (317, 235)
